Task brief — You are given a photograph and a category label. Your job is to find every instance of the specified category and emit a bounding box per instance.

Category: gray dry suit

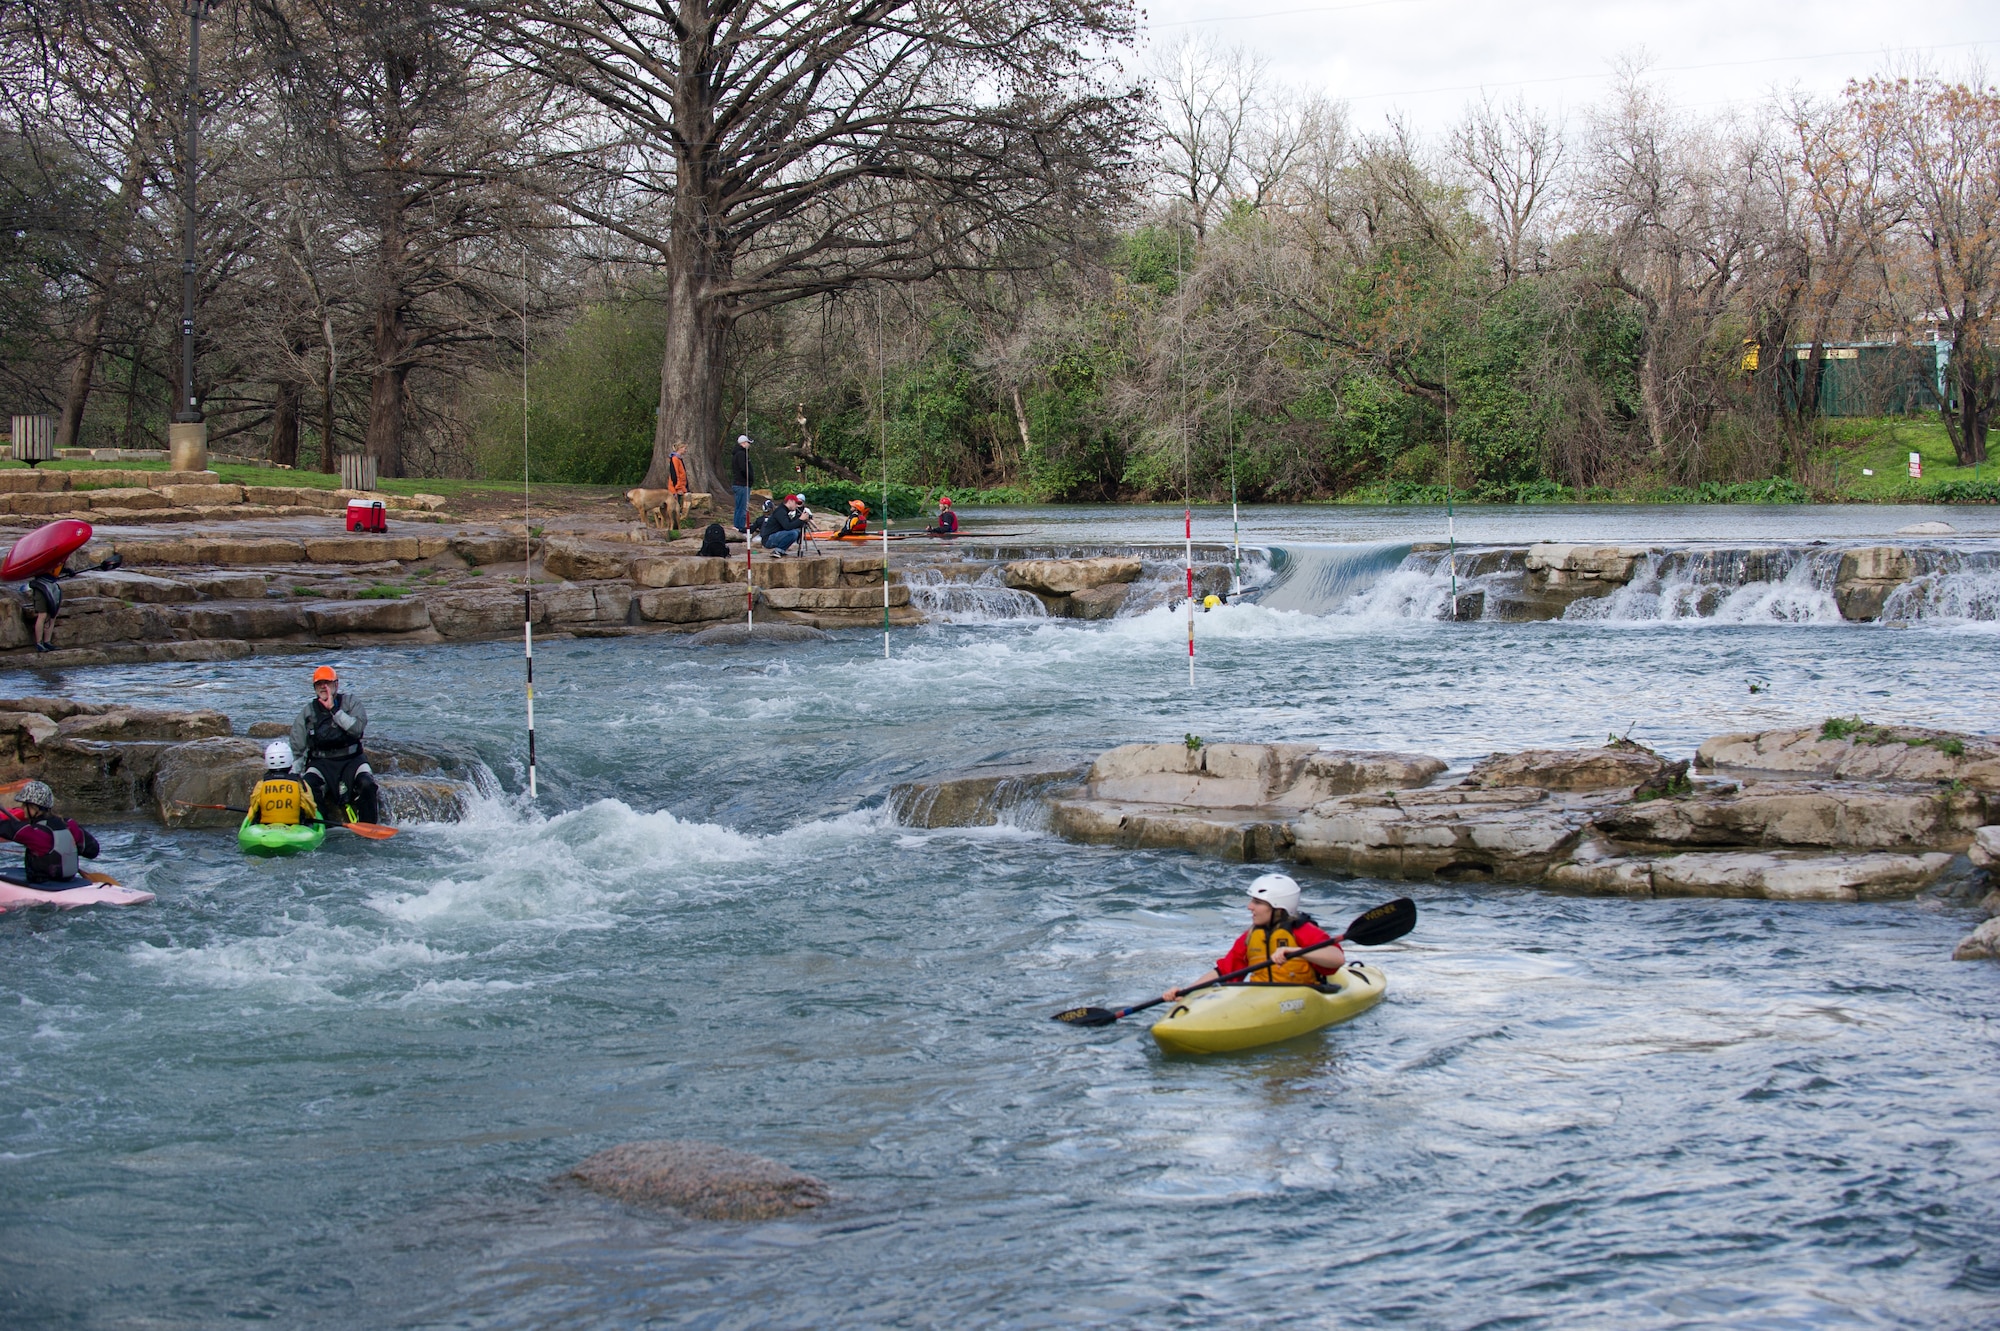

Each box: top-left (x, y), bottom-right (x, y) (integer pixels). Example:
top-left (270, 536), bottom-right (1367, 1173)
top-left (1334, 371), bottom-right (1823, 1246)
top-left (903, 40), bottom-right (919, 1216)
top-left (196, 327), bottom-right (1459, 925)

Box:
top-left (291, 691), bottom-right (379, 824)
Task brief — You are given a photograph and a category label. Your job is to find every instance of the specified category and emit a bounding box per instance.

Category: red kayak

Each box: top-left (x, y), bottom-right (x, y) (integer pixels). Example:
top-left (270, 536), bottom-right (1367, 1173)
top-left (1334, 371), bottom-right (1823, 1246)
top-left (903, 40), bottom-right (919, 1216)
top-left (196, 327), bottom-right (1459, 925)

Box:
top-left (1, 519), bottom-right (93, 580)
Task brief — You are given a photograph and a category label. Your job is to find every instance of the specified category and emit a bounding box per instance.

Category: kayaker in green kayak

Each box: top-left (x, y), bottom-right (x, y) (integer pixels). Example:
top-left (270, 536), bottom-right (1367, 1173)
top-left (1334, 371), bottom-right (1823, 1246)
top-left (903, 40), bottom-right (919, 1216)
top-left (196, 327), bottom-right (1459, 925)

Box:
top-left (246, 741), bottom-right (322, 831)
top-left (1162, 874), bottom-right (1345, 1002)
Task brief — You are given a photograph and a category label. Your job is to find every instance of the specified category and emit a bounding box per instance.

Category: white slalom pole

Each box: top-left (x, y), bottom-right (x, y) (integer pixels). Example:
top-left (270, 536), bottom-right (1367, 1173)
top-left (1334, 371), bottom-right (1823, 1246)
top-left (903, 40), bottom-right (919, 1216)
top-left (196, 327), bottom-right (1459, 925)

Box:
top-left (1185, 502), bottom-right (1195, 687)
top-left (879, 290), bottom-right (890, 658)
top-left (522, 248), bottom-right (536, 799)
top-left (1444, 358), bottom-right (1457, 620)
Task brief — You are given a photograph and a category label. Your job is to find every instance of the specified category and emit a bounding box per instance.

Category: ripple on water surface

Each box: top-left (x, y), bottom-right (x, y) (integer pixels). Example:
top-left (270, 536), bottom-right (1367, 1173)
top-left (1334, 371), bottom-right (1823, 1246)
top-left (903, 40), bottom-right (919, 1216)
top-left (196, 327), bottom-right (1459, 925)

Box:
top-left (3, 518), bottom-right (1999, 1326)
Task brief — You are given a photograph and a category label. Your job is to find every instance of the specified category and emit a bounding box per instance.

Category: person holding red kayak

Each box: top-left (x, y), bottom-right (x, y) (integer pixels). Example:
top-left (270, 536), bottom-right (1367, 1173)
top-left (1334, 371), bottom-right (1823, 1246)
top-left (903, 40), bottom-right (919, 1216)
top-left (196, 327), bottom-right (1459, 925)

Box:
top-left (1161, 873), bottom-right (1345, 1002)
top-left (0, 781), bottom-right (102, 887)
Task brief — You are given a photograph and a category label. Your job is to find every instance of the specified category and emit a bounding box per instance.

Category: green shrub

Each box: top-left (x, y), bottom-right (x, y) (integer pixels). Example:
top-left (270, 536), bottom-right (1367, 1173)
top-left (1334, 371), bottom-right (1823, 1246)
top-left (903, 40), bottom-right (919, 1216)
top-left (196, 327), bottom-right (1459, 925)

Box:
top-left (1819, 715), bottom-right (1869, 741)
top-left (356, 585), bottom-right (404, 600)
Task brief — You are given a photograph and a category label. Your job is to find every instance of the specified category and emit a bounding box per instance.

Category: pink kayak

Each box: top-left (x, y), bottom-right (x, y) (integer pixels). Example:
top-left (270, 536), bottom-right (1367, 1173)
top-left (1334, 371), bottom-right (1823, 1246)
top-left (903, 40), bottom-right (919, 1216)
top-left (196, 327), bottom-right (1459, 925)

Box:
top-left (0, 877), bottom-right (154, 913)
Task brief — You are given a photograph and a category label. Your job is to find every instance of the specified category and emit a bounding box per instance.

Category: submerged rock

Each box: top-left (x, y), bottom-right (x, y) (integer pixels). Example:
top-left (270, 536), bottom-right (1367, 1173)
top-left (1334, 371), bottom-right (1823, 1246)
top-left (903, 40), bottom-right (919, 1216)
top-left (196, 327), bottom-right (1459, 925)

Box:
top-left (890, 763), bottom-right (1086, 828)
top-left (568, 1140), bottom-right (830, 1220)
top-left (1953, 916), bottom-right (2000, 961)
top-left (685, 622), bottom-right (830, 646)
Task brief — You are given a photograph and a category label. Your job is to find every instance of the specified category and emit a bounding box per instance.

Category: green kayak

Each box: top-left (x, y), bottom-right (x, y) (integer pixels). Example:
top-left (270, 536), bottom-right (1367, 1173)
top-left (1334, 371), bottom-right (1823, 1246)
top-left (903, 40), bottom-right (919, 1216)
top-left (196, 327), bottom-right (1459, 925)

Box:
top-left (238, 816), bottom-right (327, 857)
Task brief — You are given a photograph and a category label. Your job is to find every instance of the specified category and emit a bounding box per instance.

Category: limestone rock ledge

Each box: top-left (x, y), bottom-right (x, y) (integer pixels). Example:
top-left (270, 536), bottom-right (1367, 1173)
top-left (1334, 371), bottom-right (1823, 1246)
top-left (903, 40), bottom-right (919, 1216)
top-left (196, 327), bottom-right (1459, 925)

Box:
top-left (893, 732), bottom-right (2000, 914)
top-left (0, 697), bottom-right (485, 826)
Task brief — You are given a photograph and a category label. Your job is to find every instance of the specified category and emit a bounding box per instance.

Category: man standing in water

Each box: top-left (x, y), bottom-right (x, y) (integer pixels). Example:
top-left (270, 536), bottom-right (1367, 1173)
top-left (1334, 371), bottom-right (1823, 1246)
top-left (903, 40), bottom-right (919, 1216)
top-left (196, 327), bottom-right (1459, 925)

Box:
top-left (730, 435), bottom-right (755, 534)
top-left (292, 666), bottom-right (379, 826)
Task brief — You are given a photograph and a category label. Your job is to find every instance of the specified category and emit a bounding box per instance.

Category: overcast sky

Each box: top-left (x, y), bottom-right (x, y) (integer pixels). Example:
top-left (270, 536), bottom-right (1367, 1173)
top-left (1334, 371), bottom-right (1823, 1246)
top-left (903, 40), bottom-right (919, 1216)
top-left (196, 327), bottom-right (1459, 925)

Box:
top-left (1134, 0), bottom-right (2000, 133)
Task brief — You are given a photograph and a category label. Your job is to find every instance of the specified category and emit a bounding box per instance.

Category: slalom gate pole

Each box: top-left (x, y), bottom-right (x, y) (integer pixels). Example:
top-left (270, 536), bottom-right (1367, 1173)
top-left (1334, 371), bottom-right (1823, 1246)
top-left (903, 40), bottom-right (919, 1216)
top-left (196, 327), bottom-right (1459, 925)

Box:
top-left (1444, 359), bottom-right (1457, 620)
top-left (879, 290), bottom-right (890, 658)
top-left (522, 247), bottom-right (536, 799)
top-left (746, 528), bottom-right (754, 629)
top-left (1185, 503), bottom-right (1195, 686)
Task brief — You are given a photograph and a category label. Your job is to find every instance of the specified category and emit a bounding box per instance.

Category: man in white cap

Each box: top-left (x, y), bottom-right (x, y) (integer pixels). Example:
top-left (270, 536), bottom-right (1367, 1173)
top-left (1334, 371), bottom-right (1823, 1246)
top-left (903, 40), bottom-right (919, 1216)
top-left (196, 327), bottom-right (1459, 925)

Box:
top-left (729, 435), bottom-right (755, 533)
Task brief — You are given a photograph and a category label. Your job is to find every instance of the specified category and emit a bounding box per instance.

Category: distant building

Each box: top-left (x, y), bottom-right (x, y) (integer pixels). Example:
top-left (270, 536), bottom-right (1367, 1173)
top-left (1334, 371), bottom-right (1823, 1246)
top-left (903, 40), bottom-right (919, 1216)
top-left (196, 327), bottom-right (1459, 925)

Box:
top-left (1783, 338), bottom-right (1949, 417)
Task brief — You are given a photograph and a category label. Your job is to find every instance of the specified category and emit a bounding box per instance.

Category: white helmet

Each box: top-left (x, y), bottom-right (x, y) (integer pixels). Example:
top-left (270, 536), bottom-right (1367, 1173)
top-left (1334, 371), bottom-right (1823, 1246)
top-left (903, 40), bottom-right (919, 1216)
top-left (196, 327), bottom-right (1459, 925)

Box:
top-left (264, 739), bottom-right (295, 771)
top-left (1248, 873), bottom-right (1301, 915)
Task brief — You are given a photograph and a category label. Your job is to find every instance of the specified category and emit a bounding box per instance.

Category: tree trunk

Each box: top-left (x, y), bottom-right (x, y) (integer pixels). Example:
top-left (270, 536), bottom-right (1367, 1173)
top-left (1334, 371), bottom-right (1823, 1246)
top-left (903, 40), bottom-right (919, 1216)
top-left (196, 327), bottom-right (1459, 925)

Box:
top-left (1944, 334), bottom-right (1991, 467)
top-left (367, 299), bottom-right (407, 478)
top-left (1009, 384), bottom-right (1033, 472)
top-left (55, 294), bottom-right (114, 451)
top-left (269, 372), bottom-right (301, 467)
top-left (647, 251), bottom-right (729, 493)
top-left (56, 135), bottom-right (147, 452)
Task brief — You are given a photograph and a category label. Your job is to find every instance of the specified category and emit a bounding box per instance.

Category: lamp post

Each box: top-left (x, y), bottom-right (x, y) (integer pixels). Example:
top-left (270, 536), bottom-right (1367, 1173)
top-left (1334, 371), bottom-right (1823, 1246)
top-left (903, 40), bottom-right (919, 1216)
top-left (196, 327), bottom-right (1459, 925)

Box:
top-left (169, 0), bottom-right (212, 473)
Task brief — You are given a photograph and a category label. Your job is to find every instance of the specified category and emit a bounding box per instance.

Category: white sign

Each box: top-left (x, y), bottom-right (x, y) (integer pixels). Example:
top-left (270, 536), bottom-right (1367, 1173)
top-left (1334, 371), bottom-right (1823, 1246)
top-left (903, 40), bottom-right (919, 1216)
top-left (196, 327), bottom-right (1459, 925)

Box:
top-left (1909, 452), bottom-right (1923, 479)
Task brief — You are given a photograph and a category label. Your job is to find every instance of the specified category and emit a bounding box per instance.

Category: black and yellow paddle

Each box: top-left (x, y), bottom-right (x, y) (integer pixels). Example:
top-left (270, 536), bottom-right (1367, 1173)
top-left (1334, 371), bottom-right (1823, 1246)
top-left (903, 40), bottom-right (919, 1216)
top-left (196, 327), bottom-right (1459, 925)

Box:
top-left (170, 801), bottom-right (398, 840)
top-left (1051, 896), bottom-right (1417, 1028)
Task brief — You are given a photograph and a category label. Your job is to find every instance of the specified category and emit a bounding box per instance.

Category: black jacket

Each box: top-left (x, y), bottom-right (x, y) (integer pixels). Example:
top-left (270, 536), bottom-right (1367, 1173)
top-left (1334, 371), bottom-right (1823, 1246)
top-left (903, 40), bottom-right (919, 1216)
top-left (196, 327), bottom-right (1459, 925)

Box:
top-left (729, 445), bottom-right (753, 487)
top-left (764, 505), bottom-right (806, 535)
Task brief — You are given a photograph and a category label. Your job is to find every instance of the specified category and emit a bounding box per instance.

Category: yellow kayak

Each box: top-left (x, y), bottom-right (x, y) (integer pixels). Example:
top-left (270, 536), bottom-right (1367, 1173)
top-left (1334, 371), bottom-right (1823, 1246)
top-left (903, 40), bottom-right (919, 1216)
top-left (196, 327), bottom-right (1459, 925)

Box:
top-left (1151, 963), bottom-right (1386, 1054)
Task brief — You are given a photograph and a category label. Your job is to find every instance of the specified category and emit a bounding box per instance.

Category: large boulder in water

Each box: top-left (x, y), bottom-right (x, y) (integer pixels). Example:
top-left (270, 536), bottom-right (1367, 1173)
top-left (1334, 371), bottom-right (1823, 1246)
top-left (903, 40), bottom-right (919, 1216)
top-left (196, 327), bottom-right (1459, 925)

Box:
top-left (568, 1140), bottom-right (830, 1220)
top-left (1697, 723), bottom-right (2000, 789)
top-left (1001, 557), bottom-right (1142, 596)
top-left (154, 737), bottom-right (264, 827)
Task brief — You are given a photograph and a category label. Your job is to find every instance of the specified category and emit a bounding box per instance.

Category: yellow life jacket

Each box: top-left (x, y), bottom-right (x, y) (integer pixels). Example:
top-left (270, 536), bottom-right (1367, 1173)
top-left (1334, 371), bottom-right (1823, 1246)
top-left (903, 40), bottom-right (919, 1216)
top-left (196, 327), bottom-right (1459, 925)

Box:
top-left (251, 776), bottom-right (317, 826)
top-left (1245, 920), bottom-right (1327, 985)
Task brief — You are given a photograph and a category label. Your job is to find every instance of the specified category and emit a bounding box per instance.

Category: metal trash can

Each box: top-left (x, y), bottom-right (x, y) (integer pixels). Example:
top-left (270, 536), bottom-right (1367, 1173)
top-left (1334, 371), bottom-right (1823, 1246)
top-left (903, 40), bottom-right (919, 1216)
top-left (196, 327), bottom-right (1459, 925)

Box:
top-left (338, 453), bottom-right (378, 491)
top-left (9, 414), bottom-right (56, 466)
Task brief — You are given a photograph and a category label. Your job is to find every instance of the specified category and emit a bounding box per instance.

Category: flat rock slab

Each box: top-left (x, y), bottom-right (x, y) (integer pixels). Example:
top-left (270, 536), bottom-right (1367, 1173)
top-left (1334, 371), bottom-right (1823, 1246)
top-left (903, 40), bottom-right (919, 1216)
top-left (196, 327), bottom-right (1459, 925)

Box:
top-left (1464, 744), bottom-right (1683, 792)
top-left (568, 1140), bottom-right (830, 1220)
top-left (685, 623), bottom-right (830, 646)
top-left (1698, 724), bottom-right (2000, 789)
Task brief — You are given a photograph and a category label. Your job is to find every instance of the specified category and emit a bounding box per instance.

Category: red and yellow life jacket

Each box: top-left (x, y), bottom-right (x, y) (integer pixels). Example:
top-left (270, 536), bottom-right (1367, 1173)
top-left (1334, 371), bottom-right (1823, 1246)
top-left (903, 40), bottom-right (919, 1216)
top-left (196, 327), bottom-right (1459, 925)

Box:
top-left (1245, 920), bottom-right (1328, 985)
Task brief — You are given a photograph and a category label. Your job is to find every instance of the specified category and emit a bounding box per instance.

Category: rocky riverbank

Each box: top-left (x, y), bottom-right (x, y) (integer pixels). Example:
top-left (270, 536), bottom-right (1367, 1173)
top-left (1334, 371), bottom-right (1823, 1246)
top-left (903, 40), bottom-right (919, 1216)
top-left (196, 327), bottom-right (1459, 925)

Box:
top-left (890, 723), bottom-right (2000, 959)
top-left (0, 696), bottom-right (487, 825)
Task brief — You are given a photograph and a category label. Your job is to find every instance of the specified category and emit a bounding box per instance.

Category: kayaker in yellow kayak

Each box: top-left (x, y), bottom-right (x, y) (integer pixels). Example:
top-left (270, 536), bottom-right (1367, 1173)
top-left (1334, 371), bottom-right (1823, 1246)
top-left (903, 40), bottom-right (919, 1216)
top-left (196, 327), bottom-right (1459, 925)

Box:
top-left (1162, 873), bottom-right (1345, 1001)
top-left (244, 741), bottom-right (321, 830)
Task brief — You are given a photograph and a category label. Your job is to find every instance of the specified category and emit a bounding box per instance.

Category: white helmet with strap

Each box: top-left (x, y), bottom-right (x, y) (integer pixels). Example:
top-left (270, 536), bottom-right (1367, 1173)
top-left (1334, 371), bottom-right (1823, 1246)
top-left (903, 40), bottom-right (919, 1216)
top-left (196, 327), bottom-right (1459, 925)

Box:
top-left (264, 739), bottom-right (295, 771)
top-left (1248, 872), bottom-right (1301, 916)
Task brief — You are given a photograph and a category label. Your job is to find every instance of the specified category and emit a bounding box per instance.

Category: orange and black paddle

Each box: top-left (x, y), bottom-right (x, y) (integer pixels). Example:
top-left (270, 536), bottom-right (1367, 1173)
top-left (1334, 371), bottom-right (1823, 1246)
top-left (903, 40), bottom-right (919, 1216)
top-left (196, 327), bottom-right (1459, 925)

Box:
top-left (170, 801), bottom-right (398, 840)
top-left (1051, 897), bottom-right (1416, 1028)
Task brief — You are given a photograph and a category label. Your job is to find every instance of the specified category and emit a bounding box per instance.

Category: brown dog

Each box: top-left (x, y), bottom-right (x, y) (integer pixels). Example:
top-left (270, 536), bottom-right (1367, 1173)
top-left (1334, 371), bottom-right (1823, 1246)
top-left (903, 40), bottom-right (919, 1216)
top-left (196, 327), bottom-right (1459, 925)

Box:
top-left (626, 487), bottom-right (683, 530)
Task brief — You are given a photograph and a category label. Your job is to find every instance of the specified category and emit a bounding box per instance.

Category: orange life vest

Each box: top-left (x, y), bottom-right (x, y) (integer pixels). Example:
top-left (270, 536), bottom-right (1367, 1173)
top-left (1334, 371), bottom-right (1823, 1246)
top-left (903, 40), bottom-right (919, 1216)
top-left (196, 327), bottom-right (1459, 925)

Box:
top-left (667, 454), bottom-right (689, 495)
top-left (1245, 920), bottom-right (1327, 985)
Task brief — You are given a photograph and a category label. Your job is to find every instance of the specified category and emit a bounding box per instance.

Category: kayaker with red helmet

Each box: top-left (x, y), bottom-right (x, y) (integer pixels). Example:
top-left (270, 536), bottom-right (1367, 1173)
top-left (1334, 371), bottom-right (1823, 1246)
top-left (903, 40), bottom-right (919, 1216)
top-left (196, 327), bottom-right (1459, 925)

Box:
top-left (1161, 874), bottom-right (1345, 1001)
top-left (291, 665), bottom-right (379, 825)
top-left (927, 495), bottom-right (959, 535)
top-left (0, 781), bottom-right (101, 887)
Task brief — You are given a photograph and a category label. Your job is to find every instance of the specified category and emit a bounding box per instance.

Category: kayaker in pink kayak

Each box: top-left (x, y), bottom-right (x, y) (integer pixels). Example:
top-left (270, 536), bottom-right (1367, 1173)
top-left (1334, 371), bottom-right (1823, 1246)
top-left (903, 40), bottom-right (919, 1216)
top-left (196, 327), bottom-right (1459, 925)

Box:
top-left (0, 781), bottom-right (102, 888)
top-left (1162, 874), bottom-right (1345, 1001)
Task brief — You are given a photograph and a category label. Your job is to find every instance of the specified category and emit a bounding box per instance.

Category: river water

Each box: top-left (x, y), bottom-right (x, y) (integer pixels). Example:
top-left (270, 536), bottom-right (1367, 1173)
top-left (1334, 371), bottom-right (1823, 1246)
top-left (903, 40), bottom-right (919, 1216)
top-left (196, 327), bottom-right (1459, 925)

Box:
top-left (4, 505), bottom-right (1998, 1328)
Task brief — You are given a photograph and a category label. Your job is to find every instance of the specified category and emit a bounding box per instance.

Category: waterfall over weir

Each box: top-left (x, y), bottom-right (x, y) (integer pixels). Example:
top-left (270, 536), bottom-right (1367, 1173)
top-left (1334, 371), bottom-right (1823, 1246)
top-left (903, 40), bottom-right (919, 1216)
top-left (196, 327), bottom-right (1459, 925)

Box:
top-left (1247, 541), bottom-right (1413, 613)
top-left (1238, 540), bottom-right (2000, 624)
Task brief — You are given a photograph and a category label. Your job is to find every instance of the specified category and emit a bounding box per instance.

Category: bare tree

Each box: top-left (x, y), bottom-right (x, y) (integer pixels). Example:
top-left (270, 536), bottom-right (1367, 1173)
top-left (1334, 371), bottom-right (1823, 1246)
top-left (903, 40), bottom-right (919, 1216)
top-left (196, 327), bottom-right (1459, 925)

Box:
top-left (1856, 74), bottom-right (2000, 465)
top-left (459, 0), bottom-right (1143, 495)
top-left (253, 0), bottom-right (554, 477)
top-left (1452, 94), bottom-right (1565, 285)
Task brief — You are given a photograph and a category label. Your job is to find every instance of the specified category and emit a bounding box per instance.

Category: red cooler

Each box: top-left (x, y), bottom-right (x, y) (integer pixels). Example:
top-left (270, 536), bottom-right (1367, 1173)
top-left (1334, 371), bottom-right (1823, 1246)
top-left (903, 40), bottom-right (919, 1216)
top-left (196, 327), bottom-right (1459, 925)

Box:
top-left (346, 499), bottom-right (388, 533)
